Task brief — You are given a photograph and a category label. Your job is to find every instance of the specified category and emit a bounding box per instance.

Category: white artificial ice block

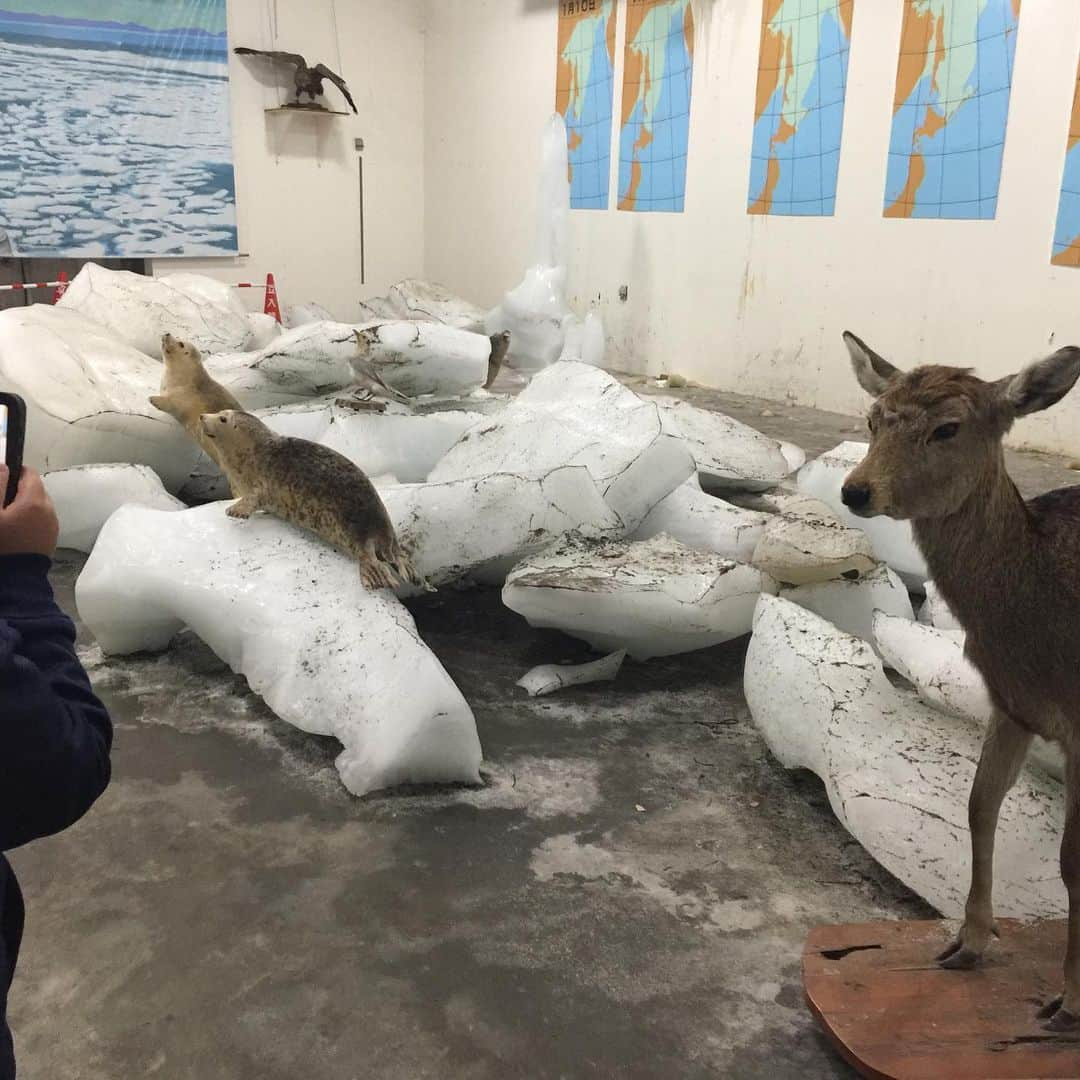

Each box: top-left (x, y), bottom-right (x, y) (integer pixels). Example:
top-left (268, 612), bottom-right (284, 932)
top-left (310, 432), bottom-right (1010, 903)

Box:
top-left (45, 464), bottom-right (184, 553)
top-left (751, 493), bottom-right (876, 585)
top-left (285, 302), bottom-right (336, 328)
top-left (383, 466), bottom-right (624, 587)
top-left (631, 478), bottom-right (767, 564)
top-left (655, 398), bottom-right (796, 492)
top-left (781, 562), bottom-right (914, 648)
top-left (355, 320), bottom-right (491, 397)
top-left (797, 441), bottom-right (929, 587)
top-left (246, 312), bottom-right (282, 350)
top-left (0, 305), bottom-right (201, 488)
top-left (76, 504), bottom-right (483, 797)
top-left (58, 264), bottom-right (253, 356)
top-left (503, 534), bottom-right (776, 661)
top-left (517, 650), bottom-right (627, 697)
top-left (745, 595), bottom-right (1063, 918)
top-left (557, 312), bottom-right (606, 367)
top-left (429, 362), bottom-right (695, 531)
top-left (486, 114), bottom-right (574, 371)
top-left (917, 580), bottom-right (962, 631)
top-left (779, 442), bottom-right (806, 474)
top-left (872, 612), bottom-right (1064, 782)
top-left (356, 296), bottom-right (400, 322)
top-left (386, 279), bottom-right (486, 331)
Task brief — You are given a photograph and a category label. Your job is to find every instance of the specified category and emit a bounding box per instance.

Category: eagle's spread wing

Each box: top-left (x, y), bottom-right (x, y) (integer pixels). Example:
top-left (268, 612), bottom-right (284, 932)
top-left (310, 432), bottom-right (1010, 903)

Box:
top-left (233, 47), bottom-right (307, 70)
top-left (312, 63), bottom-right (358, 113)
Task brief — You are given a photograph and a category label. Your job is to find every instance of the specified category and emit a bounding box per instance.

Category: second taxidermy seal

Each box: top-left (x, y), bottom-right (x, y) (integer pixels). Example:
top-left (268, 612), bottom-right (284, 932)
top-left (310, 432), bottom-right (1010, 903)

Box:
top-left (151, 332), bottom-right (241, 467)
top-left (201, 409), bottom-right (429, 591)
top-left (484, 331), bottom-right (511, 389)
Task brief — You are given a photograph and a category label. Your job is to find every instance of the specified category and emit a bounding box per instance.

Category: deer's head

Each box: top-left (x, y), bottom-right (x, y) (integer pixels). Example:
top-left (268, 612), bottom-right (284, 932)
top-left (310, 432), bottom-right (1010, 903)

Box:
top-left (840, 332), bottom-right (1080, 521)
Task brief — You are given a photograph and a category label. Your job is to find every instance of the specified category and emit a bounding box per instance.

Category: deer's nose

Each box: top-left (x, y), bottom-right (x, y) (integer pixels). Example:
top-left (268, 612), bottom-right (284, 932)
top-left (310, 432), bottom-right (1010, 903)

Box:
top-left (841, 484), bottom-right (872, 511)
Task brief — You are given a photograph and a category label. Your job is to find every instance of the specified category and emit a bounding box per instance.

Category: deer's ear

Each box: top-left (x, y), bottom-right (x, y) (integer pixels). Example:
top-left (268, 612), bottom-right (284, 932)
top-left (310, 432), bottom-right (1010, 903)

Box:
top-left (843, 331), bottom-right (901, 397)
top-left (996, 347), bottom-right (1080, 417)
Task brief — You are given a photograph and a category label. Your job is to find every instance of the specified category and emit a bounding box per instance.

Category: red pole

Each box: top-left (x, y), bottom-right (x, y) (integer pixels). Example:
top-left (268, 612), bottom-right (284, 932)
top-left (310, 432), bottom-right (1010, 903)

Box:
top-left (52, 270), bottom-right (69, 304)
top-left (263, 272), bottom-right (282, 323)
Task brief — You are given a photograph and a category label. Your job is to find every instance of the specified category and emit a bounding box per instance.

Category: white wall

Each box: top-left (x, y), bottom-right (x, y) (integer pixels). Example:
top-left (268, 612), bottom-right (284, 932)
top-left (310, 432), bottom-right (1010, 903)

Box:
top-left (152, 0), bottom-right (426, 322)
top-left (424, 0), bottom-right (1080, 456)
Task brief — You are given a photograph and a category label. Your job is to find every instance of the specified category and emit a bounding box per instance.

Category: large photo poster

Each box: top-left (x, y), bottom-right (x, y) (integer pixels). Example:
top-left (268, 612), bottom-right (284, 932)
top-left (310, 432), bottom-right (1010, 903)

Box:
top-left (0, 0), bottom-right (238, 257)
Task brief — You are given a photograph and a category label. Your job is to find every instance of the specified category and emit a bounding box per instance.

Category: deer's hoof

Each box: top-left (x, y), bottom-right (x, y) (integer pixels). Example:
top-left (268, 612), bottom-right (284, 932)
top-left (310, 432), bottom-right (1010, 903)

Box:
top-left (935, 940), bottom-right (983, 970)
top-left (1038, 996), bottom-right (1080, 1031)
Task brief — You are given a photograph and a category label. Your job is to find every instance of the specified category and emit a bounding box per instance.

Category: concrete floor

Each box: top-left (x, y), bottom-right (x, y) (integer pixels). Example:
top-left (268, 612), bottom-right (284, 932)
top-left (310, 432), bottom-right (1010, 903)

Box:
top-left (9, 385), bottom-right (1078, 1079)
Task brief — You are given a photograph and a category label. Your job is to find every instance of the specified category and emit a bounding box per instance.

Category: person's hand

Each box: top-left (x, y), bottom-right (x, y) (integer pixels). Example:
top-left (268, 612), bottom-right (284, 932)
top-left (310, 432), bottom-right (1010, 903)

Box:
top-left (0, 466), bottom-right (59, 558)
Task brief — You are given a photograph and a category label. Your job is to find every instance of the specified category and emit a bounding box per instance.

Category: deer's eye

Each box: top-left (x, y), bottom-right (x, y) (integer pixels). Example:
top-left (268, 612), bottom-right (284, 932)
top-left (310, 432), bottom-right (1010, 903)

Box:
top-left (931, 422), bottom-right (959, 442)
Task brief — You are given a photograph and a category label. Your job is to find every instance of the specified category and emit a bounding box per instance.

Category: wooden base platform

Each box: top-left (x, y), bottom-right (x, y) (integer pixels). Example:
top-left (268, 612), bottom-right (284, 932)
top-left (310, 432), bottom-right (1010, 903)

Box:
top-left (804, 920), bottom-right (1080, 1079)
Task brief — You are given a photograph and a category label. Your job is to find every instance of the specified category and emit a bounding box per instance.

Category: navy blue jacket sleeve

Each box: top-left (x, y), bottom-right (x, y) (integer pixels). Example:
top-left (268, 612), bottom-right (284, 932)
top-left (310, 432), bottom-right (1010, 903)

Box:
top-left (0, 554), bottom-right (112, 852)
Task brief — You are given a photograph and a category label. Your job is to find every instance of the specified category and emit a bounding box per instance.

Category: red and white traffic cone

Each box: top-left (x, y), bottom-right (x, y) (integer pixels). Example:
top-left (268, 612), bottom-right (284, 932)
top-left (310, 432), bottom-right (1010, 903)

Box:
top-left (263, 272), bottom-right (282, 323)
top-left (52, 270), bottom-right (69, 304)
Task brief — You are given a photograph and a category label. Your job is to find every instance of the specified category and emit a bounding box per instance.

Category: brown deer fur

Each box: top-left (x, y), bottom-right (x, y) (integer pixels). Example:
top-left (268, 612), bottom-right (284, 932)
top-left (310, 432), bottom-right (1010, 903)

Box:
top-left (840, 331), bottom-right (1080, 1031)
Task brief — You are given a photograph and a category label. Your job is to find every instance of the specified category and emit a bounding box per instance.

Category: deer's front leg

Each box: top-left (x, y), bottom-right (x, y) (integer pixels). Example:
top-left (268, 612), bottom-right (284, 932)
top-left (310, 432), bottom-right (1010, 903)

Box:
top-left (938, 711), bottom-right (1031, 970)
top-left (1038, 751), bottom-right (1080, 1031)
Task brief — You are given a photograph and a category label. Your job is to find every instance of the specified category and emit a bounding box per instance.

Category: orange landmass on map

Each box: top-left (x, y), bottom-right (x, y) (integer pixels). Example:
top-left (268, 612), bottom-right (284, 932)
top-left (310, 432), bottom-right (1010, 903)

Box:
top-left (1067, 65), bottom-right (1080, 152)
top-left (892, 1), bottom-right (940, 114)
top-left (1052, 238), bottom-right (1080, 268)
top-left (618, 161), bottom-right (643, 210)
top-left (683, 2), bottom-right (694, 62)
top-left (748, 117), bottom-right (796, 215)
top-left (885, 105), bottom-right (944, 217)
top-left (838, 0), bottom-right (854, 41)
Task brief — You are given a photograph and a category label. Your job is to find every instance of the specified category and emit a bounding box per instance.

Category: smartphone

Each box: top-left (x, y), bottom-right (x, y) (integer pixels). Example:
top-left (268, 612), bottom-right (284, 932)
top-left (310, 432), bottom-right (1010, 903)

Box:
top-left (0, 392), bottom-right (26, 508)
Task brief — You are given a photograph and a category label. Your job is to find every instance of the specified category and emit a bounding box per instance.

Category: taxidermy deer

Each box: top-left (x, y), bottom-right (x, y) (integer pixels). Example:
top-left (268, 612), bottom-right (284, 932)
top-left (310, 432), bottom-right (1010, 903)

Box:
top-left (840, 331), bottom-right (1080, 1031)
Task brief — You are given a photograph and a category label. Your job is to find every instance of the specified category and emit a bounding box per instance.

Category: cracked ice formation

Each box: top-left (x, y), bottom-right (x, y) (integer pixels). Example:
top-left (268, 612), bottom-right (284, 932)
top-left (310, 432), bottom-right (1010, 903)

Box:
top-left (745, 595), bottom-right (1063, 918)
top-left (0, 304), bottom-right (200, 488)
top-left (486, 115), bottom-right (573, 371)
top-left (517, 651), bottom-right (627, 697)
top-left (872, 612), bottom-right (1064, 782)
top-left (631, 478), bottom-right (767, 563)
top-left (76, 504), bottom-right (483, 797)
top-left (354, 321), bottom-right (490, 397)
top-left (797, 442), bottom-right (928, 587)
top-left (356, 296), bottom-right (400, 322)
top-left (503, 534), bottom-right (775, 660)
top-left (751, 494), bottom-right (876, 585)
top-left (780, 563), bottom-right (914, 648)
top-left (387, 279), bottom-right (486, 331)
top-left (558, 312), bottom-right (606, 367)
top-left (45, 464), bottom-right (183, 553)
top-left (246, 313), bottom-right (282, 350)
top-left (58, 264), bottom-right (253, 356)
top-left (383, 466), bottom-right (624, 587)
top-left (655, 399), bottom-right (796, 492)
top-left (429, 362), bottom-right (695, 531)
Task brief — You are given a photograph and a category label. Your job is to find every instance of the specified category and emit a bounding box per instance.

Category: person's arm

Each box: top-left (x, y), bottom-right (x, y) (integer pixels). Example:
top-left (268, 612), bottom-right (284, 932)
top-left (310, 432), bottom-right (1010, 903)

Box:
top-left (0, 468), bottom-right (112, 852)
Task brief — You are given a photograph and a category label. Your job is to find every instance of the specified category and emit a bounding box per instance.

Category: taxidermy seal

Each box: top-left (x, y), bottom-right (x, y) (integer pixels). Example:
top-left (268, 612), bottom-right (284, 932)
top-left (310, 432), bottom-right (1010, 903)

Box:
top-left (484, 331), bottom-right (511, 389)
top-left (201, 409), bottom-right (429, 592)
top-left (233, 48), bottom-right (358, 113)
top-left (150, 332), bottom-right (242, 467)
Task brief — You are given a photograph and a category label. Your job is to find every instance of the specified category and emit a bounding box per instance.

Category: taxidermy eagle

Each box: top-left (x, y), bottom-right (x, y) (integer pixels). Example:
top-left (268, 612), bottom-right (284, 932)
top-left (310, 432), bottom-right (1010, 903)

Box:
top-left (233, 47), bottom-right (358, 114)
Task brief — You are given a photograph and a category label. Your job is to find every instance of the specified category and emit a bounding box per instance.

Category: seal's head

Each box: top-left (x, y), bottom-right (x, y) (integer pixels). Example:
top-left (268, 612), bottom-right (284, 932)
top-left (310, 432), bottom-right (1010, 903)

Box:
top-left (161, 331), bottom-right (202, 366)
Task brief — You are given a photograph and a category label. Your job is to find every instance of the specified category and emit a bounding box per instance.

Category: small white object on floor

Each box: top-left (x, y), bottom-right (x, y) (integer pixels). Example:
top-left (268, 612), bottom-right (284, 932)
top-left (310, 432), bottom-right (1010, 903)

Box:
top-left (751, 494), bottom-right (876, 585)
top-left (745, 595), bottom-right (1063, 919)
top-left (45, 464), bottom-right (183, 553)
top-left (917, 580), bottom-right (962, 631)
top-left (654, 398), bottom-right (796, 492)
top-left (631, 478), bottom-right (767, 563)
top-left (872, 612), bottom-right (1064, 782)
top-left (58, 264), bottom-right (253, 356)
top-left (780, 562), bottom-right (914, 649)
top-left (517, 650), bottom-right (627, 697)
top-left (76, 503), bottom-right (483, 797)
top-left (797, 441), bottom-right (929, 587)
top-left (503, 533), bottom-right (775, 661)
top-left (387, 279), bottom-right (486, 331)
